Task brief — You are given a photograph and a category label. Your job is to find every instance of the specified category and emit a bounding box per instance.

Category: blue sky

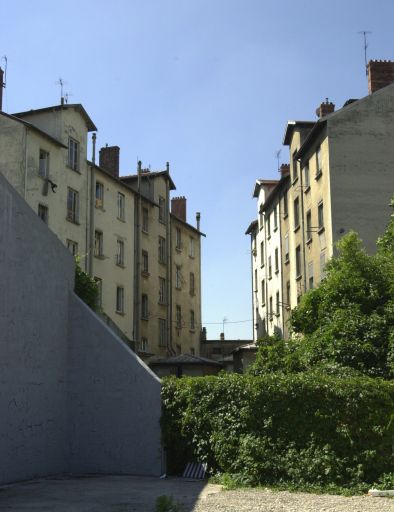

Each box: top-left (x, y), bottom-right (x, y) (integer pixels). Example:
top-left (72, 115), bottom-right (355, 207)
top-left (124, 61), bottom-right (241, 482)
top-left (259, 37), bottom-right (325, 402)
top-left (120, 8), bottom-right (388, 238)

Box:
top-left (1, 1), bottom-right (393, 339)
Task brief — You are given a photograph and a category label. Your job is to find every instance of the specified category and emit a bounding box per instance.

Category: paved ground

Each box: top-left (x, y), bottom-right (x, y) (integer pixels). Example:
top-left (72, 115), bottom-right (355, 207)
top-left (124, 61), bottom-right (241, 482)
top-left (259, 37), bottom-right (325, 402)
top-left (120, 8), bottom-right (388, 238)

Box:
top-left (0, 475), bottom-right (392, 512)
top-left (0, 475), bottom-right (221, 511)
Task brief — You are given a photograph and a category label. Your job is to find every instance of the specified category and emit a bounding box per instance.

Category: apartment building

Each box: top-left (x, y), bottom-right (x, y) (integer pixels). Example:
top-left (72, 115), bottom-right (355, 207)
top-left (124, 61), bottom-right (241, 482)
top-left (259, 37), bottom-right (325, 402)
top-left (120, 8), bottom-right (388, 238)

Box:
top-left (0, 88), bottom-right (204, 358)
top-left (247, 60), bottom-right (394, 340)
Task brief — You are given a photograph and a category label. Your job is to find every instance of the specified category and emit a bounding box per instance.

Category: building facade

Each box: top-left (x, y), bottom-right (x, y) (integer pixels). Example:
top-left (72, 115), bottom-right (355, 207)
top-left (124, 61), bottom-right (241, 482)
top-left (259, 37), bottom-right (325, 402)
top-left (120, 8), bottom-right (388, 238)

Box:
top-left (247, 60), bottom-right (394, 340)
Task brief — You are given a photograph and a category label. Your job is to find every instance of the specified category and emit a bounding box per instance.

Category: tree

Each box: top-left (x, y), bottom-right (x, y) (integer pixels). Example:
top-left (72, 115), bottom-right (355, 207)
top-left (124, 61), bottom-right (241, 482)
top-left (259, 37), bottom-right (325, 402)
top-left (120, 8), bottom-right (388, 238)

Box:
top-left (74, 258), bottom-right (99, 311)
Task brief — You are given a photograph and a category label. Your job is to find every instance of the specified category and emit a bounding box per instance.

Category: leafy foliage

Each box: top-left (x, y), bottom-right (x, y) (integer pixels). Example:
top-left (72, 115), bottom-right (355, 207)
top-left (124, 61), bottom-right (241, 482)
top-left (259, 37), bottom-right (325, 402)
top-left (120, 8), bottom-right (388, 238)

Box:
top-left (155, 495), bottom-right (183, 512)
top-left (161, 374), bottom-right (394, 487)
top-left (74, 257), bottom-right (98, 311)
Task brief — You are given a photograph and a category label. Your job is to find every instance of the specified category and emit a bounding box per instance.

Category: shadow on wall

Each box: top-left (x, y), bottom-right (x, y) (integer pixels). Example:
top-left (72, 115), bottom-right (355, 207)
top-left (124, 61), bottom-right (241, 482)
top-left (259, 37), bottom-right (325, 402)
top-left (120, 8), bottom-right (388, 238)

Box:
top-left (0, 172), bottom-right (162, 485)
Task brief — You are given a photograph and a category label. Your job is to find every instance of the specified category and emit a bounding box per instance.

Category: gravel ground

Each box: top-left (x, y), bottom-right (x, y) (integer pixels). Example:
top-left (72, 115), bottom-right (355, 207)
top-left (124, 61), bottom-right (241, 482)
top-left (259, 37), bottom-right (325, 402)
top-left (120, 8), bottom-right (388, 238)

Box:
top-left (193, 488), bottom-right (394, 512)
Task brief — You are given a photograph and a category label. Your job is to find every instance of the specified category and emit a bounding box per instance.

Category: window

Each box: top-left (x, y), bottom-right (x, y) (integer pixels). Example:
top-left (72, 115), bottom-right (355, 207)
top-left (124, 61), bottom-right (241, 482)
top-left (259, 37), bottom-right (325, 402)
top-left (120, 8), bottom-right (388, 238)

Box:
top-left (318, 202), bottom-right (324, 230)
top-left (176, 305), bottom-right (182, 329)
top-left (293, 197), bottom-right (300, 230)
top-left (283, 191), bottom-right (288, 217)
top-left (142, 207), bottom-right (149, 233)
top-left (141, 294), bottom-right (149, 319)
top-left (39, 149), bottom-right (49, 178)
top-left (316, 145), bottom-right (322, 177)
top-left (158, 236), bottom-right (166, 264)
top-left (275, 247), bottom-right (279, 273)
top-left (96, 182), bottom-right (104, 208)
top-left (189, 237), bottom-right (195, 257)
top-left (116, 286), bottom-right (124, 314)
top-left (190, 272), bottom-right (195, 295)
top-left (175, 265), bottom-right (182, 289)
top-left (268, 256), bottom-right (272, 279)
top-left (295, 245), bottom-right (302, 278)
top-left (308, 261), bottom-right (314, 289)
top-left (267, 214), bottom-right (271, 238)
top-left (159, 196), bottom-right (166, 223)
top-left (94, 230), bottom-right (103, 257)
top-left (67, 239), bottom-right (78, 256)
top-left (276, 291), bottom-right (280, 316)
top-left (159, 277), bottom-right (166, 304)
top-left (259, 208), bottom-right (264, 229)
top-left (273, 206), bottom-right (278, 230)
top-left (190, 310), bottom-right (195, 331)
top-left (158, 318), bottom-right (167, 347)
top-left (142, 250), bottom-right (149, 274)
top-left (261, 279), bottom-right (265, 305)
top-left (38, 204), bottom-right (48, 224)
top-left (94, 277), bottom-right (102, 309)
top-left (269, 296), bottom-right (273, 318)
top-left (284, 233), bottom-right (289, 263)
top-left (68, 138), bottom-right (79, 171)
top-left (320, 251), bottom-right (326, 281)
top-left (140, 337), bottom-right (148, 352)
top-left (67, 188), bottom-right (79, 223)
top-left (292, 151), bottom-right (298, 182)
top-left (304, 163), bottom-right (310, 189)
top-left (260, 241), bottom-right (264, 266)
top-left (117, 192), bottom-right (125, 221)
top-left (254, 269), bottom-right (258, 291)
top-left (286, 281), bottom-right (291, 307)
top-left (175, 227), bottom-right (182, 250)
top-left (306, 210), bottom-right (312, 242)
top-left (116, 239), bottom-right (124, 266)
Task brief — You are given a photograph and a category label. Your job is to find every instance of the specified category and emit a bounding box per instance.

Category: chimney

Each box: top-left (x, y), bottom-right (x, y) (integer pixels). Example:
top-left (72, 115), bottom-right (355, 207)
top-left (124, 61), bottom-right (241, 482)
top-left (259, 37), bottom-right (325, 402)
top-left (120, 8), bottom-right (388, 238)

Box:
top-left (196, 212), bottom-right (201, 231)
top-left (171, 196), bottom-right (186, 222)
top-left (316, 98), bottom-right (335, 118)
top-left (220, 332), bottom-right (225, 341)
top-left (99, 145), bottom-right (120, 178)
top-left (0, 67), bottom-right (3, 112)
top-left (200, 327), bottom-right (207, 342)
top-left (280, 163), bottom-right (290, 177)
top-left (368, 60), bottom-right (394, 94)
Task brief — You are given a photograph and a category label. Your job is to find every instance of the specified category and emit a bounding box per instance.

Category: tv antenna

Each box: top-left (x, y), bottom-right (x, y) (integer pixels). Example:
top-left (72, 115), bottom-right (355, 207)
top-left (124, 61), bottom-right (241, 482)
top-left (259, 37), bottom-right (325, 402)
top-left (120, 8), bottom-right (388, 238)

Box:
top-left (358, 30), bottom-right (371, 77)
top-left (56, 77), bottom-right (67, 104)
top-left (2, 56), bottom-right (7, 88)
top-left (275, 149), bottom-right (281, 172)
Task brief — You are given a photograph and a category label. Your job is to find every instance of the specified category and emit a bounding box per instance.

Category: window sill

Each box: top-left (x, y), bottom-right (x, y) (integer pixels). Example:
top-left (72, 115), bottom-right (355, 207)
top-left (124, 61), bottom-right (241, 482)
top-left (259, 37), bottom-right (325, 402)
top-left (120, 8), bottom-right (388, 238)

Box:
top-left (189, 329), bottom-right (196, 333)
top-left (315, 171), bottom-right (322, 181)
top-left (67, 165), bottom-right (81, 174)
top-left (94, 254), bottom-right (105, 260)
top-left (66, 218), bottom-right (80, 225)
top-left (159, 261), bottom-right (167, 266)
top-left (318, 226), bottom-right (325, 235)
top-left (158, 301), bottom-right (167, 306)
top-left (260, 264), bottom-right (265, 269)
top-left (261, 302), bottom-right (265, 307)
top-left (141, 271), bottom-right (150, 278)
top-left (267, 234), bottom-right (271, 240)
top-left (189, 254), bottom-right (195, 259)
top-left (115, 311), bottom-right (125, 316)
top-left (296, 274), bottom-right (302, 282)
top-left (292, 176), bottom-right (299, 186)
top-left (275, 270), bottom-right (279, 275)
top-left (116, 263), bottom-right (125, 269)
top-left (273, 226), bottom-right (278, 232)
top-left (175, 247), bottom-right (182, 253)
top-left (95, 205), bottom-right (105, 211)
top-left (141, 316), bottom-right (149, 321)
top-left (304, 185), bottom-right (311, 194)
top-left (306, 237), bottom-right (312, 245)
top-left (284, 257), bottom-right (289, 265)
top-left (189, 292), bottom-right (196, 297)
top-left (117, 217), bottom-right (126, 223)
top-left (268, 275), bottom-right (272, 281)
top-left (142, 229), bottom-right (149, 235)
top-left (294, 225), bottom-right (300, 233)
top-left (283, 213), bottom-right (288, 220)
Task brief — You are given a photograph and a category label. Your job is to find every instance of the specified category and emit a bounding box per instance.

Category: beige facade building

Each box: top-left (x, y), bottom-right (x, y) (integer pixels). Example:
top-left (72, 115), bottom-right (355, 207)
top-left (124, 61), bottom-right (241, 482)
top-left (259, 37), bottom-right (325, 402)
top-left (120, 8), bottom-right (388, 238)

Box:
top-left (247, 60), bottom-right (394, 339)
top-left (0, 91), bottom-right (204, 359)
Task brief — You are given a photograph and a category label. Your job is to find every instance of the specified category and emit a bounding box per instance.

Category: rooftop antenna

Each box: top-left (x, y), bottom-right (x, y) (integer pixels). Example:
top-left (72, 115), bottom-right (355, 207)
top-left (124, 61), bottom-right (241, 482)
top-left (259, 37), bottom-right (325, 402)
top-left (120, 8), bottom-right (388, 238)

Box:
top-left (358, 30), bottom-right (371, 78)
top-left (2, 55), bottom-right (7, 87)
top-left (275, 149), bottom-right (281, 172)
top-left (56, 77), bottom-right (67, 105)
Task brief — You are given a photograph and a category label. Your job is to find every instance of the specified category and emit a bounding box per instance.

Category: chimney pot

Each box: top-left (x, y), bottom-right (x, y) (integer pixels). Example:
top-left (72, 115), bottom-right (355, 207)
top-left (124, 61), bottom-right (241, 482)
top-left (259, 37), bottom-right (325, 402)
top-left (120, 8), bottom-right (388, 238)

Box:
top-left (196, 212), bottom-right (201, 231)
top-left (99, 146), bottom-right (120, 178)
top-left (220, 332), bottom-right (225, 341)
top-left (280, 163), bottom-right (290, 177)
top-left (368, 60), bottom-right (394, 94)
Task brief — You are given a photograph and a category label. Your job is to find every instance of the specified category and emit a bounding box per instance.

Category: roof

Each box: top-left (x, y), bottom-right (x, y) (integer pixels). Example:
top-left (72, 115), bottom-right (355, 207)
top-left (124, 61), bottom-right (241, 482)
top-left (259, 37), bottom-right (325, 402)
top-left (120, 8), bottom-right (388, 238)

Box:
top-left (245, 219), bottom-right (258, 235)
top-left (232, 343), bottom-right (258, 354)
top-left (149, 353), bottom-right (223, 367)
top-left (13, 103), bottom-right (97, 132)
top-left (253, 179), bottom-right (279, 198)
top-left (283, 121), bottom-right (315, 146)
top-left (121, 170), bottom-right (176, 191)
top-left (170, 212), bottom-right (206, 237)
top-left (0, 111), bottom-right (68, 148)
top-left (260, 172), bottom-right (290, 213)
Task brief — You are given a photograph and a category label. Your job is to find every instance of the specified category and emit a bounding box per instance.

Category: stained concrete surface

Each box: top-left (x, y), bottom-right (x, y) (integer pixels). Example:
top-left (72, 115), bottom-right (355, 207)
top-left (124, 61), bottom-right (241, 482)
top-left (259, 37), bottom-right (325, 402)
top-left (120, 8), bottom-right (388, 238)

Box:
top-left (0, 475), bottom-right (222, 512)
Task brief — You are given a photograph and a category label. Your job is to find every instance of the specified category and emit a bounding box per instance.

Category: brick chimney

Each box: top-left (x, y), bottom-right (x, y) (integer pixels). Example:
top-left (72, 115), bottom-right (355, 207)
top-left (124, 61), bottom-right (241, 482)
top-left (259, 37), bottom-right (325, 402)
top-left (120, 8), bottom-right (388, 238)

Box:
top-left (171, 196), bottom-right (186, 222)
top-left (0, 67), bottom-right (3, 112)
top-left (220, 332), bottom-right (225, 341)
top-left (368, 60), bottom-right (394, 94)
top-left (280, 163), bottom-right (290, 177)
top-left (99, 145), bottom-right (120, 178)
top-left (316, 99), bottom-right (335, 118)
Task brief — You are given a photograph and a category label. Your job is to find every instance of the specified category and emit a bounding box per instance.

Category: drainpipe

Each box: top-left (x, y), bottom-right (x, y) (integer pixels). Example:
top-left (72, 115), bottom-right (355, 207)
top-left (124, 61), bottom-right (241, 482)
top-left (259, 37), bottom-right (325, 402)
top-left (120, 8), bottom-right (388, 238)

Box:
top-left (166, 162), bottom-right (174, 355)
top-left (88, 133), bottom-right (96, 276)
top-left (298, 158), bottom-right (307, 294)
top-left (133, 161), bottom-right (142, 349)
top-left (196, 212), bottom-right (202, 354)
top-left (23, 128), bottom-right (28, 200)
top-left (249, 231), bottom-right (255, 341)
top-left (278, 190), bottom-right (285, 335)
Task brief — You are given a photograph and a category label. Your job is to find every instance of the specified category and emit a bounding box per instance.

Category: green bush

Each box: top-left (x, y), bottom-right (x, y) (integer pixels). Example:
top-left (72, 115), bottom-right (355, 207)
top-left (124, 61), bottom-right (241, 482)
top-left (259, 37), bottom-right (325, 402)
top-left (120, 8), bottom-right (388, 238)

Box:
top-left (74, 258), bottom-right (98, 311)
top-left (161, 373), bottom-right (394, 487)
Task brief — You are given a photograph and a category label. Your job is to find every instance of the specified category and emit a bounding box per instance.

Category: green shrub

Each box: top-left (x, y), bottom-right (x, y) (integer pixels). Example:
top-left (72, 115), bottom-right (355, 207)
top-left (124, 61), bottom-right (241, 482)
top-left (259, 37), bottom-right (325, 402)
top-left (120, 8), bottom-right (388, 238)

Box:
top-left (74, 257), bottom-right (98, 310)
top-left (161, 373), bottom-right (394, 487)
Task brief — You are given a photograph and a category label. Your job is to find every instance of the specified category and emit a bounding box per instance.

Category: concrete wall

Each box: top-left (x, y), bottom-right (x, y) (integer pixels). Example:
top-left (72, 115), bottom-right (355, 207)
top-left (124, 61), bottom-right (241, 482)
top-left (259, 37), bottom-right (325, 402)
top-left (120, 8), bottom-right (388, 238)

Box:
top-left (0, 172), bottom-right (162, 484)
